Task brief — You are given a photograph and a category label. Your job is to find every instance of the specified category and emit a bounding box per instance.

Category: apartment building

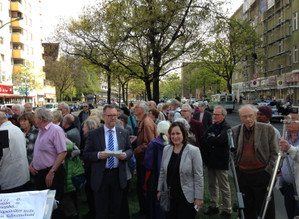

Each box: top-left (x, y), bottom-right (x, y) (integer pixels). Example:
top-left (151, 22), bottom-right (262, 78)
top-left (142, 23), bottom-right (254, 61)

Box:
top-left (232, 0), bottom-right (299, 105)
top-left (0, 0), bottom-right (56, 106)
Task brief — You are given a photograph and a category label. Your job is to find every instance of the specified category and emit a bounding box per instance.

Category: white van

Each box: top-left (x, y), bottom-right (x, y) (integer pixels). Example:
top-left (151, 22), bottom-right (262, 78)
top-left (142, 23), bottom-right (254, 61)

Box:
top-left (45, 103), bottom-right (58, 112)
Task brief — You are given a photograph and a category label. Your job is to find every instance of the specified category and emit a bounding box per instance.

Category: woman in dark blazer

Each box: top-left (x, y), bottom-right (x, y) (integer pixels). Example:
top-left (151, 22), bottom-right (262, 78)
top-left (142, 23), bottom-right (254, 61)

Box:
top-left (157, 122), bottom-right (204, 219)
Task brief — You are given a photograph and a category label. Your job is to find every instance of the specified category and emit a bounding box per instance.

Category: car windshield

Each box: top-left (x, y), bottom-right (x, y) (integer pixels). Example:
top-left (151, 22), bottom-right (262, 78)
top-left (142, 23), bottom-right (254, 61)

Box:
top-left (45, 104), bottom-right (53, 109)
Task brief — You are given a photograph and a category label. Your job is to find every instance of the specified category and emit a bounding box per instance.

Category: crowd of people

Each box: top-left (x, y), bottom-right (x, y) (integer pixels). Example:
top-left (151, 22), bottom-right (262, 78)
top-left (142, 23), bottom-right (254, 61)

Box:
top-left (0, 99), bottom-right (298, 219)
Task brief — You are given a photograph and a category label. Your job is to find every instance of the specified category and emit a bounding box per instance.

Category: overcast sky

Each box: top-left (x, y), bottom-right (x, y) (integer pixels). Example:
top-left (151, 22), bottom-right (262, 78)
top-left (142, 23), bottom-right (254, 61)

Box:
top-left (41, 0), bottom-right (243, 40)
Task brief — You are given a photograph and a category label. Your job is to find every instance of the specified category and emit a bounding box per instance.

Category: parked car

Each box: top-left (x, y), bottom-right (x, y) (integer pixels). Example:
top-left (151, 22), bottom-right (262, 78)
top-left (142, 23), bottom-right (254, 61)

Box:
top-left (68, 103), bottom-right (77, 112)
top-left (45, 103), bottom-right (58, 112)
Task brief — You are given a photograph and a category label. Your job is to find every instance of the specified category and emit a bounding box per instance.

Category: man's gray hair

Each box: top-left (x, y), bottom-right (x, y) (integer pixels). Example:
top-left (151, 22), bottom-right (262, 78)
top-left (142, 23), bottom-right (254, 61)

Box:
top-left (214, 105), bottom-right (227, 116)
top-left (239, 104), bottom-right (258, 115)
top-left (59, 102), bottom-right (69, 110)
top-left (181, 104), bottom-right (192, 112)
top-left (137, 101), bottom-right (149, 114)
top-left (35, 108), bottom-right (53, 122)
top-left (82, 119), bottom-right (98, 131)
top-left (12, 104), bottom-right (25, 113)
top-left (175, 118), bottom-right (190, 131)
top-left (0, 111), bottom-right (8, 121)
top-left (171, 99), bottom-right (180, 107)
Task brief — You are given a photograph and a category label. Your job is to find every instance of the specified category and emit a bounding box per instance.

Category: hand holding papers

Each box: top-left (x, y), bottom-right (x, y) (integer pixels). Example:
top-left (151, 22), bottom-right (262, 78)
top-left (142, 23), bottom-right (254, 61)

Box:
top-left (104, 149), bottom-right (123, 156)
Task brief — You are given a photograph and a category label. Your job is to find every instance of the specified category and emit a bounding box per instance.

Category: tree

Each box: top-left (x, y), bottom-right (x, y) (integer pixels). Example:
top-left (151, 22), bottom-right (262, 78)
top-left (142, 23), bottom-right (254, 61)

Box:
top-left (55, 0), bottom-right (217, 103)
top-left (198, 18), bottom-right (261, 93)
top-left (43, 55), bottom-right (78, 101)
top-left (160, 73), bottom-right (182, 99)
top-left (12, 62), bottom-right (42, 102)
top-left (111, 0), bottom-right (214, 103)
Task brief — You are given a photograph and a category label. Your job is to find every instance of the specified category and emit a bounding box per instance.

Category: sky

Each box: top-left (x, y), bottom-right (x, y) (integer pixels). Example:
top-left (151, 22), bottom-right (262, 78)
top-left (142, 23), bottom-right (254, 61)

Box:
top-left (41, 0), bottom-right (243, 40)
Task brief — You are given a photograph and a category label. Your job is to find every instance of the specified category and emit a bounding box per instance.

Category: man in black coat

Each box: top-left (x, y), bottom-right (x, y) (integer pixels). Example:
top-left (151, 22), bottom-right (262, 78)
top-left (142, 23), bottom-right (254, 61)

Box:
top-left (202, 105), bottom-right (232, 219)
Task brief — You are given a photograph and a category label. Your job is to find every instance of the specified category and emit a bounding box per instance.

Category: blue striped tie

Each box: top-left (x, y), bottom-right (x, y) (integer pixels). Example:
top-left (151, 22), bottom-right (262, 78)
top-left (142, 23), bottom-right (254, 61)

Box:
top-left (108, 129), bottom-right (114, 169)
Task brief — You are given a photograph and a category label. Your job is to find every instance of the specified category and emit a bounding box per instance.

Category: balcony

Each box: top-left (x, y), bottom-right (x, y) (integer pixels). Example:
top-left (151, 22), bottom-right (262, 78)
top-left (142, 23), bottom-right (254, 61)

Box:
top-left (11, 33), bottom-right (23, 43)
top-left (10, 1), bottom-right (23, 12)
top-left (13, 65), bottom-right (22, 74)
top-left (10, 18), bottom-right (24, 28)
top-left (12, 49), bottom-right (25, 59)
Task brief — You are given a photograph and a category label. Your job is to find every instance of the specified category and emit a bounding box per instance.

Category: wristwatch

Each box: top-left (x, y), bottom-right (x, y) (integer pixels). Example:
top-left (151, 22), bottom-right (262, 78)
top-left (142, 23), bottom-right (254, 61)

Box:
top-left (50, 168), bottom-right (56, 174)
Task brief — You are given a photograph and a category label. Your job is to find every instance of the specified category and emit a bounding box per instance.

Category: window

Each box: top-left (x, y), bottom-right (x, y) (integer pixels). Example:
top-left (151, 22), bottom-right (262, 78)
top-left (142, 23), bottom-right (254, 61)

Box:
top-left (294, 45), bottom-right (298, 63)
top-left (293, 12), bottom-right (298, 31)
top-left (288, 52), bottom-right (292, 66)
top-left (278, 41), bottom-right (283, 53)
top-left (278, 10), bottom-right (282, 23)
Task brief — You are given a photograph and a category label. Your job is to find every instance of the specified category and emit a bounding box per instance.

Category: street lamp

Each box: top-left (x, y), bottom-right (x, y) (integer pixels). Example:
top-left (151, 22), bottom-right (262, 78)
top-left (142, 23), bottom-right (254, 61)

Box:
top-left (0, 17), bottom-right (23, 29)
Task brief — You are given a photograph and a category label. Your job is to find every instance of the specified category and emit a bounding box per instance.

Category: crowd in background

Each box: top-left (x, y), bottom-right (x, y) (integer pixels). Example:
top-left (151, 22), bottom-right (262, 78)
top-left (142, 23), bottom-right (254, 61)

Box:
top-left (0, 98), bottom-right (298, 219)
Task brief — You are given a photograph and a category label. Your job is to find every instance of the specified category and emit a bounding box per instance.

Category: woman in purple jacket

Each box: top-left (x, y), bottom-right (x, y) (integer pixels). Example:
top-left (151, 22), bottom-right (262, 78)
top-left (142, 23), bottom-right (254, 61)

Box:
top-left (144, 121), bottom-right (171, 219)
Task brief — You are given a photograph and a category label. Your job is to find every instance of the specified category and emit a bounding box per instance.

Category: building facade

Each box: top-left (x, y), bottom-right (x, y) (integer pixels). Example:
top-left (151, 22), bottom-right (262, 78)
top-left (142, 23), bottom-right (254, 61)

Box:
top-left (232, 0), bottom-right (299, 105)
top-left (0, 0), bottom-right (56, 106)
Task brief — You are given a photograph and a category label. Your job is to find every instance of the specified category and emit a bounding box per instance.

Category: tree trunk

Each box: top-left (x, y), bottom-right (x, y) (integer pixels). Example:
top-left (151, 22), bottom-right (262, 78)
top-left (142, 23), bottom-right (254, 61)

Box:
top-left (125, 83), bottom-right (128, 105)
top-left (153, 77), bottom-right (159, 103)
top-left (107, 73), bottom-right (111, 104)
top-left (122, 83), bottom-right (125, 104)
top-left (145, 80), bottom-right (152, 101)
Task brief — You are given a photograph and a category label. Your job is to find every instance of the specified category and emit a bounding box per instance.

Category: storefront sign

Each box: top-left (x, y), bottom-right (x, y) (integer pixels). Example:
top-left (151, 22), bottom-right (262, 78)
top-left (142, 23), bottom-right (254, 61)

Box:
top-left (268, 76), bottom-right (276, 86)
top-left (44, 93), bottom-right (56, 99)
top-left (286, 73), bottom-right (299, 82)
top-left (0, 85), bottom-right (13, 94)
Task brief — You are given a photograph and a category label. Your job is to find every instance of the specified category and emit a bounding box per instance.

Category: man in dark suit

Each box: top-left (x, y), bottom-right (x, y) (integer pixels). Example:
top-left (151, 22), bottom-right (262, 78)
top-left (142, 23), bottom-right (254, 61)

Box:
top-left (193, 101), bottom-right (212, 132)
top-left (83, 104), bottom-right (133, 219)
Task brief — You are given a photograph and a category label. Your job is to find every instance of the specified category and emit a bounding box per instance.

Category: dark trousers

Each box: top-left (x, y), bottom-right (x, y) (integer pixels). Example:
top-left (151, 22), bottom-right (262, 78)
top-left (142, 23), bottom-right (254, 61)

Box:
top-left (34, 165), bottom-right (65, 219)
top-left (85, 165), bottom-right (95, 216)
top-left (136, 163), bottom-right (149, 214)
top-left (0, 181), bottom-right (30, 193)
top-left (120, 180), bottom-right (130, 219)
top-left (169, 196), bottom-right (196, 219)
top-left (282, 183), bottom-right (299, 219)
top-left (94, 168), bottom-right (123, 219)
top-left (237, 169), bottom-right (275, 219)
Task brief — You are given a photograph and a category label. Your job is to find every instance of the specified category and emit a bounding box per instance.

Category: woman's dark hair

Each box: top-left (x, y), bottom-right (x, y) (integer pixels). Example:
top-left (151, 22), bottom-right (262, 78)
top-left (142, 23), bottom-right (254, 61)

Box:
top-left (168, 121), bottom-right (188, 146)
top-left (18, 112), bottom-right (35, 127)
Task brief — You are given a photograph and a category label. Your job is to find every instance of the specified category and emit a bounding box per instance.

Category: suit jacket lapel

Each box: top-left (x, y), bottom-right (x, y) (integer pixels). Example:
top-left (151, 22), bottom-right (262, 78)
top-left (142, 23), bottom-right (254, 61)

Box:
top-left (180, 145), bottom-right (189, 171)
top-left (254, 123), bottom-right (261, 150)
top-left (116, 128), bottom-right (124, 150)
top-left (98, 127), bottom-right (106, 151)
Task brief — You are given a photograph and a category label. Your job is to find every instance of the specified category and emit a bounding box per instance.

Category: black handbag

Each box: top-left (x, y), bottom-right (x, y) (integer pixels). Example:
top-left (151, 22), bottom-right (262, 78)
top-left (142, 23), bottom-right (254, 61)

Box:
top-left (159, 190), bottom-right (170, 212)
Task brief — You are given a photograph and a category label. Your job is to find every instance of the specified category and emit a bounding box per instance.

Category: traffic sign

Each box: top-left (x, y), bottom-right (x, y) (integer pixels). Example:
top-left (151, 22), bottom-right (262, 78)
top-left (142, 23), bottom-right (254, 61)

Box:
top-left (253, 73), bottom-right (259, 79)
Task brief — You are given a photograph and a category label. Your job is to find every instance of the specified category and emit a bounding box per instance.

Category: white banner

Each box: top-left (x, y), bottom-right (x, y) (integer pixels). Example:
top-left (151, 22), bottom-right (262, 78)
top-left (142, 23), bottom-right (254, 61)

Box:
top-left (0, 190), bottom-right (50, 219)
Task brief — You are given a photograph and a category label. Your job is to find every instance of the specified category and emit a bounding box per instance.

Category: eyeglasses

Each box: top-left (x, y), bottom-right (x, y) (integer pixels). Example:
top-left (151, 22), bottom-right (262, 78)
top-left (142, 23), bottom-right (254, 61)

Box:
top-left (105, 114), bottom-right (117, 118)
top-left (83, 106), bottom-right (88, 108)
top-left (213, 113), bottom-right (222, 116)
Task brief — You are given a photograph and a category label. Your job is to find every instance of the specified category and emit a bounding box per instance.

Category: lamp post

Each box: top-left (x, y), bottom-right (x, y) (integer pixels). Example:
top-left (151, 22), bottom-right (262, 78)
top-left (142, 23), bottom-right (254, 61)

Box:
top-left (0, 17), bottom-right (23, 29)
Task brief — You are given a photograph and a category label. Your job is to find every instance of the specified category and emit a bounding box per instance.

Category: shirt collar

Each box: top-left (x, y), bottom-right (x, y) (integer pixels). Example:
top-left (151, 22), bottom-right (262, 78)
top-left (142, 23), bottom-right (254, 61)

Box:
top-left (104, 125), bottom-right (116, 133)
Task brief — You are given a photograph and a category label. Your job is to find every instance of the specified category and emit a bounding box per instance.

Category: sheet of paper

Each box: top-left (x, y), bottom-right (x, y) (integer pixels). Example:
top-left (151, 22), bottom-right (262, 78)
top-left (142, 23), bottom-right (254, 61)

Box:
top-left (0, 189), bottom-right (49, 219)
top-left (104, 149), bottom-right (123, 156)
